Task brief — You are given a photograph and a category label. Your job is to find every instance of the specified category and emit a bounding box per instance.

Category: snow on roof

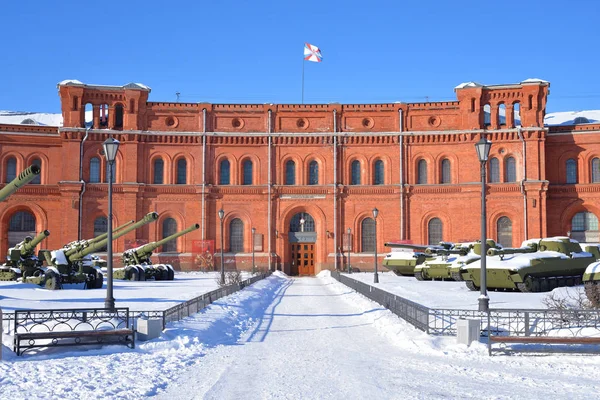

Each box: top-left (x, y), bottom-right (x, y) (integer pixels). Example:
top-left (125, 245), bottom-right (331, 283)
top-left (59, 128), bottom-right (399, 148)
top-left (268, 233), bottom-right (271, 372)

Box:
top-left (454, 82), bottom-right (483, 89)
top-left (0, 110), bottom-right (63, 127)
top-left (521, 78), bottom-right (550, 84)
top-left (124, 82), bottom-right (151, 91)
top-left (57, 79), bottom-right (84, 86)
top-left (544, 110), bottom-right (600, 126)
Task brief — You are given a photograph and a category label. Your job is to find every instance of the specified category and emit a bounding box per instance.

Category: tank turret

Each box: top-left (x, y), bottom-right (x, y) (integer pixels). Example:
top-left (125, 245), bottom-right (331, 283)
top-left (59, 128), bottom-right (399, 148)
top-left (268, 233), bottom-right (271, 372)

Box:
top-left (0, 164), bottom-right (41, 202)
top-left (116, 224), bottom-right (200, 281)
top-left (487, 243), bottom-right (538, 259)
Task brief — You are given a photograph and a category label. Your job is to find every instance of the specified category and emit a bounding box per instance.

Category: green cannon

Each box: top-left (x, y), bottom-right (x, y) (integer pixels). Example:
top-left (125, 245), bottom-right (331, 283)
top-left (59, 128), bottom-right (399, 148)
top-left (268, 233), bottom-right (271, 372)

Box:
top-left (30, 212), bottom-right (159, 290)
top-left (115, 223), bottom-right (200, 281)
top-left (0, 230), bottom-right (50, 281)
top-left (62, 219), bottom-right (135, 260)
top-left (0, 164), bottom-right (41, 202)
top-left (462, 237), bottom-right (594, 292)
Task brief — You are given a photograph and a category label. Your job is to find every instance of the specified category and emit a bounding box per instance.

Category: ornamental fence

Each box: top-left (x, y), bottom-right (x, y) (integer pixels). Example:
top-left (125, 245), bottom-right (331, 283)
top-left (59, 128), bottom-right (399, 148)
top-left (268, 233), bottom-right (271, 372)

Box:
top-left (330, 271), bottom-right (600, 338)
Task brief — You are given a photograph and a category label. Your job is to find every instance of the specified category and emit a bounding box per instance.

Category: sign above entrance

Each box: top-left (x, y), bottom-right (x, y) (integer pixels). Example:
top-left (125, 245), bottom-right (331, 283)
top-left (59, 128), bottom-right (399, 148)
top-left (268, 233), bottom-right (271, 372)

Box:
top-left (288, 232), bottom-right (317, 243)
top-left (280, 194), bottom-right (326, 200)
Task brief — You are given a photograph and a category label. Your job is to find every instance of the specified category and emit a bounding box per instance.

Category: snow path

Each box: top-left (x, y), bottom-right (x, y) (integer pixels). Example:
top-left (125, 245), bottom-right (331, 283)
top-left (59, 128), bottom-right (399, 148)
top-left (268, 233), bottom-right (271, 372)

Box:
top-left (156, 274), bottom-right (600, 400)
top-left (2, 273), bottom-right (600, 399)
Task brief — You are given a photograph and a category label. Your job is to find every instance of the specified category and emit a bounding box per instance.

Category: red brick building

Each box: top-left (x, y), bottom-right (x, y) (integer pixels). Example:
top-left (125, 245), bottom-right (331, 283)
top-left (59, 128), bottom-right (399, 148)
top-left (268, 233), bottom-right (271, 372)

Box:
top-left (1, 78), bottom-right (599, 274)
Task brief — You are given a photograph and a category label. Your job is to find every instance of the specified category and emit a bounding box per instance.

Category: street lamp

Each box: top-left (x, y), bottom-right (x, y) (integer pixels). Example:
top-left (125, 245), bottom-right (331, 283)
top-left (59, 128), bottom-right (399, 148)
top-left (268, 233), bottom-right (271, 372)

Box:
top-left (103, 137), bottom-right (120, 310)
top-left (218, 209), bottom-right (225, 285)
top-left (347, 227), bottom-right (352, 274)
top-left (251, 227), bottom-right (256, 274)
top-left (475, 137), bottom-right (492, 312)
top-left (372, 208), bottom-right (379, 283)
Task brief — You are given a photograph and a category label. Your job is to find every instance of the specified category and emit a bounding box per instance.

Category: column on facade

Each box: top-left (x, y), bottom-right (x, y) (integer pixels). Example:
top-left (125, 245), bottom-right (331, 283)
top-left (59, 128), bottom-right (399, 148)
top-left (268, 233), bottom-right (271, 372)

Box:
top-left (490, 104), bottom-right (499, 130)
top-left (92, 105), bottom-right (100, 129)
top-left (108, 105), bottom-right (116, 130)
top-left (506, 104), bottom-right (515, 128)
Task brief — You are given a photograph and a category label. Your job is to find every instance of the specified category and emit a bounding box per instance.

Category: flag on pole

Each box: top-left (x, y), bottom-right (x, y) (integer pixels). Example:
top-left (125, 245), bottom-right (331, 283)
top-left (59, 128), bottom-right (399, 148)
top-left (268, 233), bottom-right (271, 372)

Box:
top-left (304, 43), bottom-right (323, 62)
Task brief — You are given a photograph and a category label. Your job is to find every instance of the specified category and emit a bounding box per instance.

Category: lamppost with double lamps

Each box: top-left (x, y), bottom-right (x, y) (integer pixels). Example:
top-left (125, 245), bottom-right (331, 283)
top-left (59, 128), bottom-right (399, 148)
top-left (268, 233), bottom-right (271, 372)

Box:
top-left (218, 209), bottom-right (225, 285)
top-left (372, 208), bottom-right (379, 283)
top-left (475, 137), bottom-right (492, 312)
top-left (347, 227), bottom-right (352, 274)
top-left (103, 137), bottom-right (120, 310)
top-left (251, 227), bottom-right (256, 274)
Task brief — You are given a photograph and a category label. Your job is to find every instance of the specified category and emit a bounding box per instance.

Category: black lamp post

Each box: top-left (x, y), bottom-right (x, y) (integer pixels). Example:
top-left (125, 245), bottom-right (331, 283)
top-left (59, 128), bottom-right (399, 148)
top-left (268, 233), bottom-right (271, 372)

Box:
top-left (103, 137), bottom-right (120, 310)
top-left (347, 227), bottom-right (352, 274)
top-left (475, 137), bottom-right (492, 312)
top-left (373, 208), bottom-right (379, 283)
top-left (251, 227), bottom-right (256, 274)
top-left (218, 209), bottom-right (225, 285)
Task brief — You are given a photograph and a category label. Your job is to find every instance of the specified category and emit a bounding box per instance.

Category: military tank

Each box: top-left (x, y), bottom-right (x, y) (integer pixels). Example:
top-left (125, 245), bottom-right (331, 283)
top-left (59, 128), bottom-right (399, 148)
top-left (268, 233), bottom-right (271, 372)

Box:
top-left (581, 245), bottom-right (600, 306)
top-left (114, 223), bottom-right (200, 281)
top-left (0, 164), bottom-right (41, 202)
top-left (462, 237), bottom-right (595, 292)
top-left (30, 212), bottom-right (159, 290)
top-left (414, 243), bottom-right (474, 281)
top-left (0, 230), bottom-right (50, 281)
top-left (448, 240), bottom-right (500, 282)
top-left (382, 243), bottom-right (431, 276)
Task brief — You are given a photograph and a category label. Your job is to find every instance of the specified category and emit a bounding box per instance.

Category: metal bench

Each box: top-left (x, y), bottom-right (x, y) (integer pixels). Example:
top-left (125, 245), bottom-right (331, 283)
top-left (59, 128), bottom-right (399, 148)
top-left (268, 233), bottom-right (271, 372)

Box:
top-left (488, 335), bottom-right (600, 355)
top-left (14, 308), bottom-right (135, 356)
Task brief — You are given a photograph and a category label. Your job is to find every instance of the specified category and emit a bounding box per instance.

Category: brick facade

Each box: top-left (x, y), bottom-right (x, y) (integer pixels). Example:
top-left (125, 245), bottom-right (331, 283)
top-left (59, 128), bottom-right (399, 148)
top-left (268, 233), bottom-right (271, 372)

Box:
top-left (1, 79), bottom-right (599, 275)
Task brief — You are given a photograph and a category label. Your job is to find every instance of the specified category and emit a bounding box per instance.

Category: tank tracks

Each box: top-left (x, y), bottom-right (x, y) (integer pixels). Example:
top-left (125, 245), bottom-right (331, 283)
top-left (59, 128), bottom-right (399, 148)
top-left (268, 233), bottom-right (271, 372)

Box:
top-left (414, 271), bottom-right (426, 281)
top-left (584, 281), bottom-right (600, 307)
top-left (465, 280), bottom-right (479, 291)
top-left (451, 272), bottom-right (464, 281)
top-left (516, 275), bottom-right (582, 293)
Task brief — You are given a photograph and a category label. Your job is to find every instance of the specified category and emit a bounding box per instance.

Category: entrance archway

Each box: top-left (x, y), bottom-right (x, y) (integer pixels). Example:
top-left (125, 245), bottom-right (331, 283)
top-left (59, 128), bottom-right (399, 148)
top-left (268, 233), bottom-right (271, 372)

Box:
top-left (289, 212), bottom-right (316, 275)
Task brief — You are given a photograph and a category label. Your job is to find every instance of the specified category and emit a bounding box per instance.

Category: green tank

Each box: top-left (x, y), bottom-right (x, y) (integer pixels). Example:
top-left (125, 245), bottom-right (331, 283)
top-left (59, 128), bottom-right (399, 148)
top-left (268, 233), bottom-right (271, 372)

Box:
top-left (382, 243), bottom-right (430, 276)
top-left (0, 230), bottom-right (50, 281)
top-left (462, 237), bottom-right (595, 292)
top-left (448, 240), bottom-right (499, 281)
top-left (414, 243), bottom-right (477, 281)
top-left (0, 164), bottom-right (41, 202)
top-left (114, 224), bottom-right (200, 281)
top-left (581, 246), bottom-right (600, 306)
top-left (30, 212), bottom-right (159, 290)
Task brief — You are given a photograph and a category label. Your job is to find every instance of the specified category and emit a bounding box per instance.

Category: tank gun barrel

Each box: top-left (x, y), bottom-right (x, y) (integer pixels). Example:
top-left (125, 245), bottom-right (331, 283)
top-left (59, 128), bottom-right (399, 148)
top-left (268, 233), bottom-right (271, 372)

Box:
top-left (131, 224), bottom-right (200, 257)
top-left (66, 212), bottom-right (159, 260)
top-left (425, 247), bottom-right (469, 256)
top-left (487, 244), bottom-right (537, 257)
top-left (384, 243), bottom-right (429, 251)
top-left (91, 220), bottom-right (135, 243)
top-left (0, 164), bottom-right (41, 202)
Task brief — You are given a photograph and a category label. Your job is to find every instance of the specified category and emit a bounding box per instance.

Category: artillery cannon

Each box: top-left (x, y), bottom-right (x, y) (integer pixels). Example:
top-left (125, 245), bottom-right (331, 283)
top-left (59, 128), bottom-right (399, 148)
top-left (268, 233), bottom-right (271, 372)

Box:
top-left (462, 237), bottom-right (595, 292)
top-left (0, 164), bottom-right (40, 202)
top-left (0, 230), bottom-right (50, 281)
top-left (28, 212), bottom-right (159, 290)
top-left (115, 223), bottom-right (200, 281)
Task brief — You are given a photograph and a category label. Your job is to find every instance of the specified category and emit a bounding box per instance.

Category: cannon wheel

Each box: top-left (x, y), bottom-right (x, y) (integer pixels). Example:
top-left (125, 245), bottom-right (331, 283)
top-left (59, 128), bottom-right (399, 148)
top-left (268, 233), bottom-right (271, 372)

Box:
top-left (44, 272), bottom-right (60, 290)
top-left (127, 267), bottom-right (140, 281)
top-left (136, 266), bottom-right (146, 281)
top-left (167, 265), bottom-right (175, 280)
top-left (93, 271), bottom-right (104, 289)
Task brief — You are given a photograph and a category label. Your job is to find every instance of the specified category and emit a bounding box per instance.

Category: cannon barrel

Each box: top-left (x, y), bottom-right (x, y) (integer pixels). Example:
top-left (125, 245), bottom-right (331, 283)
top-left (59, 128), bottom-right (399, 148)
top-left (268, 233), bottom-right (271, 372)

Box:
top-left (425, 247), bottom-right (469, 256)
top-left (0, 164), bottom-right (41, 202)
top-left (132, 224), bottom-right (200, 256)
top-left (90, 220), bottom-right (135, 244)
top-left (487, 245), bottom-right (537, 257)
top-left (384, 243), bottom-right (429, 251)
top-left (20, 230), bottom-right (50, 254)
top-left (67, 212), bottom-right (159, 260)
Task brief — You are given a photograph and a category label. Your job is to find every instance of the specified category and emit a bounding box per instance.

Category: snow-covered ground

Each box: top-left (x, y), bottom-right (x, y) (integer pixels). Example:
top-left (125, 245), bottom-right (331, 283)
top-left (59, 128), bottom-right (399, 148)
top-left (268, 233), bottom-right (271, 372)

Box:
top-left (0, 271), bottom-right (222, 312)
top-left (2, 271), bottom-right (600, 399)
top-left (345, 271), bottom-right (580, 310)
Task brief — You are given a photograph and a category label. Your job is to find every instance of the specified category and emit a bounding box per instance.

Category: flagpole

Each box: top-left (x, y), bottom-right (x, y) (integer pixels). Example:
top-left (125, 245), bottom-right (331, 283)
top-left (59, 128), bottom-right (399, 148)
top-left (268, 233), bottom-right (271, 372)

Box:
top-left (302, 59), bottom-right (305, 104)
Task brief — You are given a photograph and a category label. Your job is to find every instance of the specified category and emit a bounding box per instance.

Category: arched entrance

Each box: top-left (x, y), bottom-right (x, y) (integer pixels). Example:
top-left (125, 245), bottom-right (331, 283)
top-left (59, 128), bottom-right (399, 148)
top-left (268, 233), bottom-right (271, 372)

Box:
top-left (289, 212), bottom-right (316, 275)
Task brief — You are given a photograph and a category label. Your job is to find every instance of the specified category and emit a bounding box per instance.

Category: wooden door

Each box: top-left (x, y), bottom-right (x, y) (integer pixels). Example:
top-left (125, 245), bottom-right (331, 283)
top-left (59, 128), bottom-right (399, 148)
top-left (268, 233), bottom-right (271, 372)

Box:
top-left (290, 243), bottom-right (315, 275)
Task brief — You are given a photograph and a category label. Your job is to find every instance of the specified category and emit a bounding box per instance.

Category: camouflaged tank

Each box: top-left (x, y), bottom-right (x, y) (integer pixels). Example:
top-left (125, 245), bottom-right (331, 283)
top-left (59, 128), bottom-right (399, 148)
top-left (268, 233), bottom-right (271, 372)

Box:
top-left (462, 237), bottom-right (596, 292)
top-left (382, 243), bottom-right (432, 276)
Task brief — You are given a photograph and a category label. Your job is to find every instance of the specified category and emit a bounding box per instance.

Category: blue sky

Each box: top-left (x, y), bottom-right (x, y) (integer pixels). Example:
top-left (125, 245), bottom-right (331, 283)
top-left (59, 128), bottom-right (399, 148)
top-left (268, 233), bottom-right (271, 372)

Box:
top-left (1, 0), bottom-right (599, 113)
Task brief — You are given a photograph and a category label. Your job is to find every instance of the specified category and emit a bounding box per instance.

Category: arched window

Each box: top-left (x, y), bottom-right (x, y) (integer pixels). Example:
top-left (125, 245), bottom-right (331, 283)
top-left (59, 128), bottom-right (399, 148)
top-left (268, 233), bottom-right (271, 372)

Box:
top-left (489, 157), bottom-right (500, 183)
top-left (8, 211), bottom-right (36, 248)
top-left (243, 160), bottom-right (253, 185)
top-left (94, 216), bottom-right (108, 251)
top-left (505, 157), bottom-right (516, 182)
top-left (176, 159), bottom-right (187, 184)
top-left (351, 160), bottom-right (361, 185)
top-left (285, 160), bottom-right (296, 185)
top-left (498, 104), bottom-right (506, 126)
top-left (514, 102), bottom-right (521, 127)
top-left (90, 157), bottom-right (100, 183)
top-left (592, 158), bottom-right (600, 183)
top-left (497, 217), bottom-right (513, 248)
top-left (219, 159), bottom-right (230, 185)
top-left (571, 212), bottom-right (599, 242)
top-left (483, 104), bottom-right (491, 127)
top-left (361, 218), bottom-right (376, 252)
top-left (566, 158), bottom-right (577, 184)
top-left (153, 159), bottom-right (164, 184)
top-left (309, 160), bottom-right (319, 185)
top-left (374, 160), bottom-right (384, 185)
top-left (230, 218), bottom-right (244, 252)
top-left (428, 218), bottom-right (443, 245)
top-left (290, 213), bottom-right (315, 232)
top-left (5, 157), bottom-right (16, 182)
top-left (99, 104), bottom-right (109, 128)
top-left (114, 104), bottom-right (124, 130)
top-left (441, 159), bottom-right (451, 184)
top-left (85, 103), bottom-right (93, 128)
top-left (31, 159), bottom-right (41, 184)
top-left (417, 159), bottom-right (427, 184)
top-left (162, 218), bottom-right (178, 252)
